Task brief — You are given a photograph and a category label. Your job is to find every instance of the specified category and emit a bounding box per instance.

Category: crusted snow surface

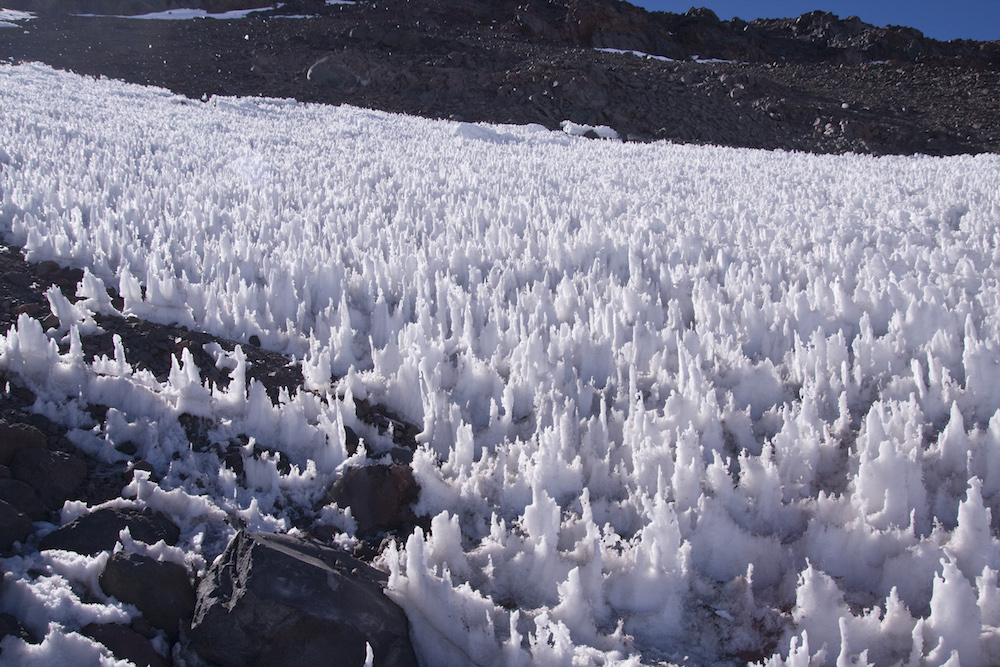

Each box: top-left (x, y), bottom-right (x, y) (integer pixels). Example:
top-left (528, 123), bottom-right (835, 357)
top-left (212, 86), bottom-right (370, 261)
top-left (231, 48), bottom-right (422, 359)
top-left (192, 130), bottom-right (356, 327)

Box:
top-left (2, 62), bottom-right (1000, 665)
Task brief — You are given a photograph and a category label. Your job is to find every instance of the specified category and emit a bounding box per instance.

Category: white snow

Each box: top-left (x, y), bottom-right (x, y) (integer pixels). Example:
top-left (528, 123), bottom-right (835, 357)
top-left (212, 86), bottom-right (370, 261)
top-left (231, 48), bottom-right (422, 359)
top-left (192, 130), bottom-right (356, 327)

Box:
top-left (595, 47), bottom-right (676, 63)
top-left (560, 119), bottom-right (620, 140)
top-left (76, 6), bottom-right (273, 20)
top-left (1, 62), bottom-right (1000, 665)
top-left (0, 8), bottom-right (34, 22)
top-left (0, 7), bottom-right (34, 27)
top-left (594, 48), bottom-right (736, 65)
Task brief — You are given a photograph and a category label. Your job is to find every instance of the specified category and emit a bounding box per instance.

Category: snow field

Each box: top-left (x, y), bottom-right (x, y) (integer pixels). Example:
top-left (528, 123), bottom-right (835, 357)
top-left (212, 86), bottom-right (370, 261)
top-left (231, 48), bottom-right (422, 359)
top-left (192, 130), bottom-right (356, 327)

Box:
top-left (1, 62), bottom-right (1000, 664)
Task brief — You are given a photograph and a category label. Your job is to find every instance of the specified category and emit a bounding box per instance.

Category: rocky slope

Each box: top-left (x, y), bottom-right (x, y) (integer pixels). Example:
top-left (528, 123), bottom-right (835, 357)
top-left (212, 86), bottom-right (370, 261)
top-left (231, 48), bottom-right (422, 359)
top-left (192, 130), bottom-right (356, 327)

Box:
top-left (1, 0), bottom-right (998, 156)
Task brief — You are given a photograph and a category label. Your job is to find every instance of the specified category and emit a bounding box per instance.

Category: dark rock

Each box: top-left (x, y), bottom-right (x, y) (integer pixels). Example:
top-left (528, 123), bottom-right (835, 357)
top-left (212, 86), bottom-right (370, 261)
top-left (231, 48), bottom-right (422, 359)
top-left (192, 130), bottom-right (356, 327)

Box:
top-left (344, 425), bottom-right (361, 456)
top-left (11, 448), bottom-right (87, 509)
top-left (307, 49), bottom-right (382, 91)
top-left (100, 552), bottom-right (195, 640)
top-left (0, 612), bottom-right (38, 645)
top-left (190, 531), bottom-right (418, 667)
top-left (27, 412), bottom-right (55, 434)
top-left (80, 623), bottom-right (169, 667)
top-left (0, 478), bottom-right (47, 521)
top-left (0, 420), bottom-right (47, 466)
top-left (40, 507), bottom-right (180, 555)
top-left (318, 464), bottom-right (420, 537)
top-left (0, 499), bottom-right (33, 552)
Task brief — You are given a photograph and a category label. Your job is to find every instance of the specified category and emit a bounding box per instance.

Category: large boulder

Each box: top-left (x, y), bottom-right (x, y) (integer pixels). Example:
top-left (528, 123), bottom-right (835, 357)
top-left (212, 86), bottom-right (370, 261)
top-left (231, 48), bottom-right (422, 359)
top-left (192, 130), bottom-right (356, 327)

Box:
top-left (10, 448), bottom-right (87, 509)
top-left (99, 552), bottom-right (195, 640)
top-left (190, 531), bottom-right (417, 667)
top-left (318, 464), bottom-right (420, 537)
top-left (0, 420), bottom-right (47, 466)
top-left (307, 49), bottom-right (384, 92)
top-left (0, 499), bottom-right (33, 552)
top-left (40, 507), bottom-right (180, 555)
top-left (0, 478), bottom-right (46, 521)
top-left (80, 623), bottom-right (170, 667)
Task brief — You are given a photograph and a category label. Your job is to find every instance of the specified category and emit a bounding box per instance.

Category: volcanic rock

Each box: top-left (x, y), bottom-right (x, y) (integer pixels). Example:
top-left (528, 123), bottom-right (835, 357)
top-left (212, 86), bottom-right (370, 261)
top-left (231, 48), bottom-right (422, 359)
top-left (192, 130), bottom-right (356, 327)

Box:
top-left (319, 464), bottom-right (420, 537)
top-left (99, 551), bottom-right (195, 640)
top-left (0, 479), bottom-right (47, 521)
top-left (0, 499), bottom-right (33, 552)
top-left (10, 448), bottom-right (87, 509)
top-left (80, 623), bottom-right (170, 667)
top-left (39, 506), bottom-right (181, 555)
top-left (190, 531), bottom-right (418, 667)
top-left (0, 420), bottom-right (48, 466)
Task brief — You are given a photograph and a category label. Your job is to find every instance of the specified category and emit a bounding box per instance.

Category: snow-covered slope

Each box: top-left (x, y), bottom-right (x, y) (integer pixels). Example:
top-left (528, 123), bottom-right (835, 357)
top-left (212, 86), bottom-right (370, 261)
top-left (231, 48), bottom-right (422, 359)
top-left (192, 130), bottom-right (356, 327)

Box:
top-left (1, 62), bottom-right (1000, 665)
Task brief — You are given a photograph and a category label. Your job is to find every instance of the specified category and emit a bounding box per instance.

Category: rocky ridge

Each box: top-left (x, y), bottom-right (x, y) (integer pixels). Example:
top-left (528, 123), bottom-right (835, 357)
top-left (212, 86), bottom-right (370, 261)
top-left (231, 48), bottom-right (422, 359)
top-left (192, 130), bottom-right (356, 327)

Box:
top-left (0, 0), bottom-right (998, 156)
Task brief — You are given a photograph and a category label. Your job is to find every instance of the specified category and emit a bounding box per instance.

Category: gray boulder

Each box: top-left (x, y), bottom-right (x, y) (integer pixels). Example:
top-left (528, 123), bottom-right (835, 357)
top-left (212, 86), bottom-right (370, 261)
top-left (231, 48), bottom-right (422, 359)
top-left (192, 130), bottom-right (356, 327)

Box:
top-left (318, 464), bottom-right (420, 537)
top-left (99, 552), bottom-right (195, 640)
top-left (0, 420), bottom-right (47, 466)
top-left (308, 49), bottom-right (383, 92)
top-left (40, 507), bottom-right (180, 555)
top-left (0, 478), bottom-right (46, 521)
top-left (11, 448), bottom-right (87, 509)
top-left (190, 531), bottom-right (418, 667)
top-left (0, 499), bottom-right (33, 552)
top-left (80, 623), bottom-right (170, 667)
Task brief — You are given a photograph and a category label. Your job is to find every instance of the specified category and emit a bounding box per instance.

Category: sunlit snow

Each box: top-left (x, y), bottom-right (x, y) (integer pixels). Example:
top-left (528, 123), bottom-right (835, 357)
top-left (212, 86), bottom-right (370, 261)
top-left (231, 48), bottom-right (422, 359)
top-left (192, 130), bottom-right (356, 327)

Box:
top-left (594, 48), bottom-right (677, 63)
top-left (75, 5), bottom-right (274, 20)
top-left (1, 62), bottom-right (1000, 665)
top-left (0, 7), bottom-right (34, 27)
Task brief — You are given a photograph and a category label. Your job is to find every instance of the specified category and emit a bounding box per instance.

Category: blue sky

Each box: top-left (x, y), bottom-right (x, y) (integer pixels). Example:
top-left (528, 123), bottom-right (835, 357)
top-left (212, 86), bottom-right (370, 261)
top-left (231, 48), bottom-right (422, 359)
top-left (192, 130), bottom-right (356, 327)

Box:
top-left (630, 1), bottom-right (1000, 41)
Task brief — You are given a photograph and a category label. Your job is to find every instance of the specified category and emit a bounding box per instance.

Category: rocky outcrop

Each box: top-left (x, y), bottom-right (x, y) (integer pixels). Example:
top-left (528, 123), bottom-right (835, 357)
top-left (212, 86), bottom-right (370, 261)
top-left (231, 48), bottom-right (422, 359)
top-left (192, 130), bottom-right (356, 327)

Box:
top-left (190, 531), bottom-right (418, 667)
